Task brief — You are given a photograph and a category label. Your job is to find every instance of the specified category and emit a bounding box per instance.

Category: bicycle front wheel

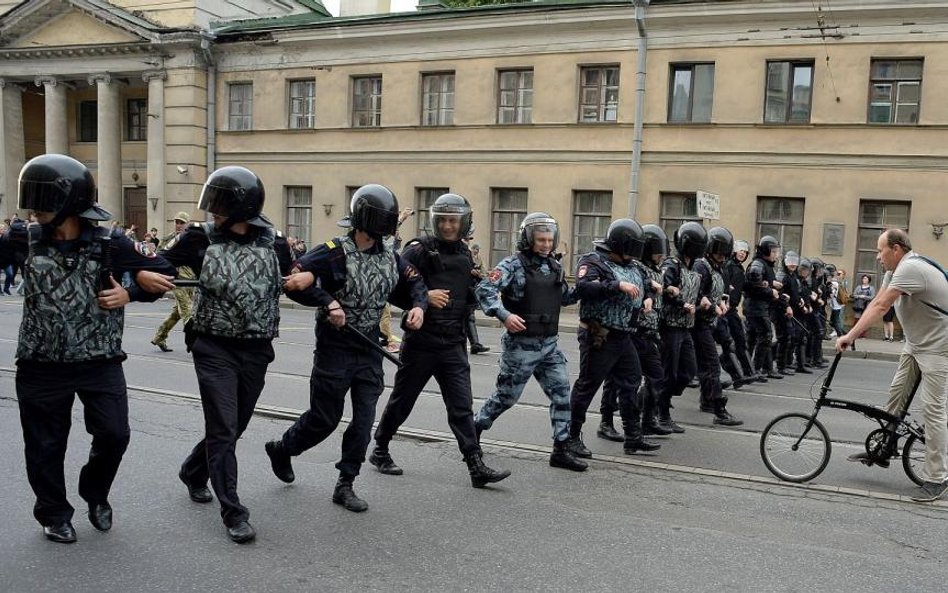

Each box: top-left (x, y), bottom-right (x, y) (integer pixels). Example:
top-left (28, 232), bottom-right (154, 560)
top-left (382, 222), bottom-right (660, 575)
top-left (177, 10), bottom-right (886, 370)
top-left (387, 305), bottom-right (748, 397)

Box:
top-left (902, 433), bottom-right (926, 487)
top-left (760, 413), bottom-right (831, 482)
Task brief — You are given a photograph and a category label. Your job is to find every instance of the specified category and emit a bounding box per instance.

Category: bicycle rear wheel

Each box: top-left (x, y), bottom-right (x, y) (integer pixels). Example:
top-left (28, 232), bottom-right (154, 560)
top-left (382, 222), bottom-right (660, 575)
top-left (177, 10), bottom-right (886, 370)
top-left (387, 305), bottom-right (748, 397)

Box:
top-left (902, 433), bottom-right (926, 487)
top-left (761, 413), bottom-right (831, 482)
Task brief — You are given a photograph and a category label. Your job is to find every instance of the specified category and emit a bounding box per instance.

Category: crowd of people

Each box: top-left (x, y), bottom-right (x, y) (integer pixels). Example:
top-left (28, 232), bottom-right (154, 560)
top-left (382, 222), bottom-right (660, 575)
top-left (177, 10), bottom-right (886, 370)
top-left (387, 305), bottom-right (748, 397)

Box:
top-left (6, 154), bottom-right (946, 549)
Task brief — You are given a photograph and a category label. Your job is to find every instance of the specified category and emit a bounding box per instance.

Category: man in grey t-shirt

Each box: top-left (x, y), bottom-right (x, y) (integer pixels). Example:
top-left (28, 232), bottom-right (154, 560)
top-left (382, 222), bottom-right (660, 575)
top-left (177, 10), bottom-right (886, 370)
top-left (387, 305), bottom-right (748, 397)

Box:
top-left (837, 228), bottom-right (948, 502)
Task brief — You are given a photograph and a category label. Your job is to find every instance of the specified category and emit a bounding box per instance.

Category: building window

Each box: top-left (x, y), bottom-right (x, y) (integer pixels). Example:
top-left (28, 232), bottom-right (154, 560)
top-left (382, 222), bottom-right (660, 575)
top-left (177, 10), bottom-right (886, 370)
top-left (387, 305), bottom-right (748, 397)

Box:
top-left (764, 60), bottom-right (814, 124)
top-left (659, 192), bottom-right (701, 238)
top-left (228, 82), bottom-right (253, 131)
top-left (757, 197), bottom-right (805, 256)
top-left (497, 69), bottom-right (533, 124)
top-left (422, 72), bottom-right (455, 126)
top-left (126, 98), bottom-right (147, 141)
top-left (868, 59), bottom-right (922, 124)
top-left (489, 188), bottom-right (528, 266)
top-left (579, 66), bottom-right (619, 123)
top-left (571, 190), bottom-right (612, 271)
top-left (288, 79), bottom-right (316, 129)
top-left (285, 186), bottom-right (312, 245)
top-left (856, 200), bottom-right (911, 290)
top-left (668, 63), bottom-right (714, 123)
top-left (352, 76), bottom-right (382, 128)
top-left (416, 187), bottom-right (448, 235)
top-left (78, 101), bottom-right (97, 142)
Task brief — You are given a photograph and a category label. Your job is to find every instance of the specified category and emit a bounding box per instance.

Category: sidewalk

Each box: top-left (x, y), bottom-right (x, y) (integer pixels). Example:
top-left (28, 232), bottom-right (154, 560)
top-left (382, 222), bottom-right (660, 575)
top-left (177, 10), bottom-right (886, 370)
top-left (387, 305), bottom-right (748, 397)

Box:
top-left (279, 298), bottom-right (905, 362)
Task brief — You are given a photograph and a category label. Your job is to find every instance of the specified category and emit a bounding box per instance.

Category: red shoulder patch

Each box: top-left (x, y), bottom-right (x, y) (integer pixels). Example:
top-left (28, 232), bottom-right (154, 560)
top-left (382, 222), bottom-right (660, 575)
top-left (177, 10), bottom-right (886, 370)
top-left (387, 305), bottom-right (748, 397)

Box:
top-left (577, 265), bottom-right (588, 278)
top-left (488, 268), bottom-right (503, 283)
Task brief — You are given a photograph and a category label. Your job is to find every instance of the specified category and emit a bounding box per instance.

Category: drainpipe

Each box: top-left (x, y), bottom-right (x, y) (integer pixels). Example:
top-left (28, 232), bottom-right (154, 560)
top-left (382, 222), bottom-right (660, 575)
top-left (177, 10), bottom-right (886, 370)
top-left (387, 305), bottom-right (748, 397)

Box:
top-left (202, 38), bottom-right (217, 180)
top-left (628, 0), bottom-right (649, 217)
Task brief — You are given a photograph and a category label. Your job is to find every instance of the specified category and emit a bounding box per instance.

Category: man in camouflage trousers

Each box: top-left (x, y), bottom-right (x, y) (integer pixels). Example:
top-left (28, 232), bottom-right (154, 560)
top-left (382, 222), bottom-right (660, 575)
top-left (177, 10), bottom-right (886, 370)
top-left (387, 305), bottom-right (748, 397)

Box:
top-left (151, 211), bottom-right (195, 352)
top-left (473, 212), bottom-right (586, 472)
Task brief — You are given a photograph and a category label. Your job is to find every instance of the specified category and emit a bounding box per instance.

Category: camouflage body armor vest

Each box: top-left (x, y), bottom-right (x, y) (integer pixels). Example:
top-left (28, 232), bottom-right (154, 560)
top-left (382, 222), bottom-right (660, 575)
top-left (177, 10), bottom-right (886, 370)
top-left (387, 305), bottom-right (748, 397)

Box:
top-left (331, 235), bottom-right (398, 335)
top-left (17, 225), bottom-right (124, 363)
top-left (696, 259), bottom-right (726, 326)
top-left (662, 257), bottom-right (700, 329)
top-left (637, 263), bottom-right (663, 337)
top-left (579, 255), bottom-right (644, 333)
top-left (191, 224), bottom-right (282, 339)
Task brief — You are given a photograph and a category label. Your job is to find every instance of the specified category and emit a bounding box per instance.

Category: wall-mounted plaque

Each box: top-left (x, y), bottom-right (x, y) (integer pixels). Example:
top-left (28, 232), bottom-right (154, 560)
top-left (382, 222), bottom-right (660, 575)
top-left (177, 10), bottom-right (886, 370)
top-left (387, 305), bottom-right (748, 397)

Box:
top-left (822, 223), bottom-right (845, 256)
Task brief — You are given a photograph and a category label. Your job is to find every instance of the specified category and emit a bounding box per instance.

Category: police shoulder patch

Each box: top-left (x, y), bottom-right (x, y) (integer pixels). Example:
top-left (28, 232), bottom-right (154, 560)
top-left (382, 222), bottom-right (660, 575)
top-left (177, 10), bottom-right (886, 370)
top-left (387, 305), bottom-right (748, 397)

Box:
top-left (325, 240), bottom-right (336, 249)
top-left (488, 267), bottom-right (503, 283)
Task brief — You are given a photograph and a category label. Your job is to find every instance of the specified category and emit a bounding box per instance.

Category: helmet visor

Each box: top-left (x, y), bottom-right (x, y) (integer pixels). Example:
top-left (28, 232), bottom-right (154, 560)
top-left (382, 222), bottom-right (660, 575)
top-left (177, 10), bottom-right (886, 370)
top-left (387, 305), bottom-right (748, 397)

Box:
top-left (199, 183), bottom-right (242, 218)
top-left (430, 205), bottom-right (472, 241)
top-left (360, 203), bottom-right (399, 236)
top-left (18, 179), bottom-right (71, 213)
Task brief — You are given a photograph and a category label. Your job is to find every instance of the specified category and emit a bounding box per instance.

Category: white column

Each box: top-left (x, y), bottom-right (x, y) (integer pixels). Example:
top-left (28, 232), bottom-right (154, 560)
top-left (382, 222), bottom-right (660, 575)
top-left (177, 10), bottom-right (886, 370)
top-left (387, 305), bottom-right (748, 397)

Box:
top-left (0, 80), bottom-right (26, 220)
top-left (89, 73), bottom-right (123, 220)
top-left (143, 70), bottom-right (166, 232)
top-left (34, 76), bottom-right (68, 155)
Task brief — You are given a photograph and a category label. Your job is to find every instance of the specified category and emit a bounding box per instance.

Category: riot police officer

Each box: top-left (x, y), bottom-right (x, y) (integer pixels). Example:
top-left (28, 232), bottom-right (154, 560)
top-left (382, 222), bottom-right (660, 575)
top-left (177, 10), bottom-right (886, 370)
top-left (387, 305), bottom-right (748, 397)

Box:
top-left (693, 227), bottom-right (743, 425)
top-left (774, 251), bottom-right (800, 376)
top-left (371, 193), bottom-right (510, 488)
top-left (743, 236), bottom-right (783, 380)
top-left (597, 223), bottom-right (672, 440)
top-left (722, 240), bottom-right (761, 382)
top-left (658, 222), bottom-right (707, 433)
top-left (13, 154), bottom-right (174, 543)
top-left (264, 185), bottom-right (428, 511)
top-left (473, 212), bottom-right (587, 471)
top-left (153, 166), bottom-right (284, 543)
top-left (570, 219), bottom-right (659, 457)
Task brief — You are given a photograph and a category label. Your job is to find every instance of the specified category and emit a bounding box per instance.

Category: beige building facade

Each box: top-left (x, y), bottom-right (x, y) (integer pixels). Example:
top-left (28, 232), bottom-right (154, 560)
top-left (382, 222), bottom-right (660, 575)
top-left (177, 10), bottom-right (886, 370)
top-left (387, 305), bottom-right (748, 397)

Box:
top-left (1, 0), bottom-right (945, 285)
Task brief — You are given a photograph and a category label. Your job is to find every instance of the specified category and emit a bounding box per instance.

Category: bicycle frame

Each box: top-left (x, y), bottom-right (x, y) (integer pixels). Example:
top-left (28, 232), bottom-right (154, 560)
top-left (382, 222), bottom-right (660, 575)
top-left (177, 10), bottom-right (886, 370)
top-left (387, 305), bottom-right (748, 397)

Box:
top-left (790, 351), bottom-right (924, 450)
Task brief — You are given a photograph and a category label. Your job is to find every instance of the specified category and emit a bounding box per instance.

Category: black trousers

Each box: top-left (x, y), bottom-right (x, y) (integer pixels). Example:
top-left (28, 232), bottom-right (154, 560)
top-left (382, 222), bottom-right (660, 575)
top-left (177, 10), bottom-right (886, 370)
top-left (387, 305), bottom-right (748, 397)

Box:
top-left (600, 333), bottom-right (663, 422)
top-left (714, 318), bottom-right (743, 381)
top-left (693, 323), bottom-right (725, 406)
top-left (17, 360), bottom-right (130, 526)
top-left (181, 336), bottom-right (274, 527)
top-left (659, 327), bottom-right (697, 411)
top-left (374, 333), bottom-right (480, 456)
top-left (724, 310), bottom-right (755, 376)
top-left (745, 315), bottom-right (773, 373)
top-left (281, 337), bottom-right (384, 478)
top-left (772, 311), bottom-right (791, 370)
top-left (571, 328), bottom-right (641, 432)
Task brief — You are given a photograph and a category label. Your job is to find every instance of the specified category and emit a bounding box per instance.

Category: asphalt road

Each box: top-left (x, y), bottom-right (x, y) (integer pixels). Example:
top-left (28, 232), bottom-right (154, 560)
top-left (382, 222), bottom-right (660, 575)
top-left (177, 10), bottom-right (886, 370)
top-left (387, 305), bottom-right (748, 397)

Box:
top-left (1, 297), bottom-right (947, 592)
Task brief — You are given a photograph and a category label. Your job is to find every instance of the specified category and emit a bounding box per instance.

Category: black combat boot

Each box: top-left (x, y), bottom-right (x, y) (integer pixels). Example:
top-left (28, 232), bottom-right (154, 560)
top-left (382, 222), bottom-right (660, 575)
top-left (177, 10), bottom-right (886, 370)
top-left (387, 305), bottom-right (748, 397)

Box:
top-left (332, 474), bottom-right (368, 512)
top-left (658, 408), bottom-right (685, 434)
top-left (464, 451), bottom-right (511, 488)
top-left (549, 439), bottom-right (588, 472)
top-left (622, 415), bottom-right (661, 454)
top-left (369, 445), bottom-right (403, 475)
top-left (712, 401), bottom-right (743, 426)
top-left (596, 415), bottom-right (624, 442)
top-left (265, 440), bottom-right (295, 483)
top-left (568, 424), bottom-right (593, 458)
top-left (641, 397), bottom-right (672, 436)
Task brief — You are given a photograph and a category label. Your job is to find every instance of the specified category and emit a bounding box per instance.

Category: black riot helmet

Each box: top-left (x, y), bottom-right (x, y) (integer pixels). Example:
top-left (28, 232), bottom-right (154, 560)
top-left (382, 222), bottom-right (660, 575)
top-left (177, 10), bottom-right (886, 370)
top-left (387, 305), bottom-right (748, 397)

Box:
top-left (642, 224), bottom-right (669, 260)
top-left (706, 226), bottom-right (734, 258)
top-left (825, 263), bottom-right (837, 276)
top-left (198, 166), bottom-right (271, 228)
top-left (673, 221), bottom-right (708, 260)
top-left (798, 257), bottom-right (813, 277)
top-left (594, 218), bottom-right (646, 260)
top-left (350, 184), bottom-right (399, 237)
top-left (517, 212), bottom-right (559, 252)
top-left (429, 193), bottom-right (472, 242)
top-left (755, 235), bottom-right (780, 259)
top-left (18, 154), bottom-right (111, 229)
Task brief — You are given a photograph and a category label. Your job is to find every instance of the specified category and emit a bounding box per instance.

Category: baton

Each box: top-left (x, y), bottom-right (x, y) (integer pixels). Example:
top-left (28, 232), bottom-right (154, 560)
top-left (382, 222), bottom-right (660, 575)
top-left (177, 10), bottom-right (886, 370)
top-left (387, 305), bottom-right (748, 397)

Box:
top-left (789, 314), bottom-right (810, 335)
top-left (172, 278), bottom-right (200, 288)
top-left (340, 324), bottom-right (404, 368)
